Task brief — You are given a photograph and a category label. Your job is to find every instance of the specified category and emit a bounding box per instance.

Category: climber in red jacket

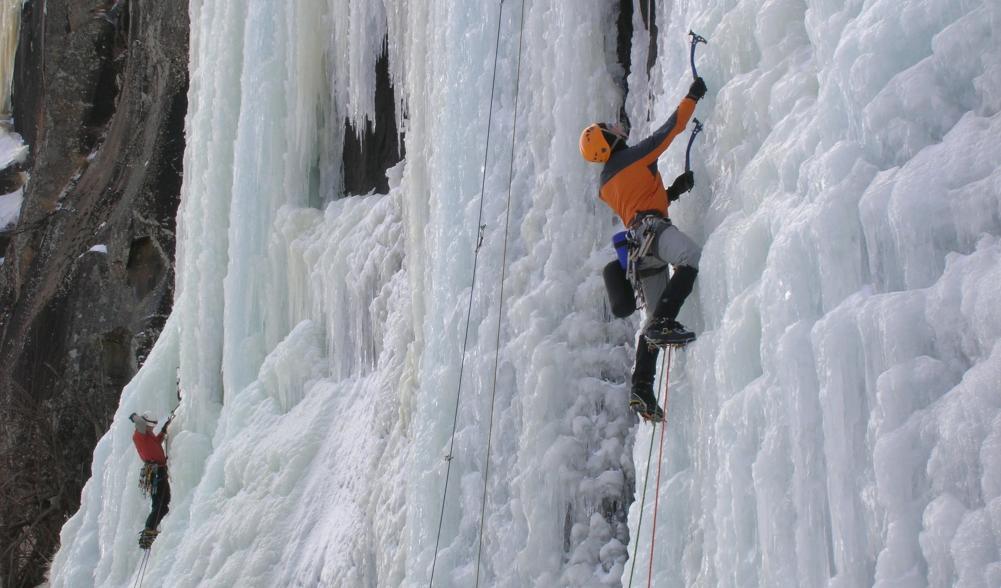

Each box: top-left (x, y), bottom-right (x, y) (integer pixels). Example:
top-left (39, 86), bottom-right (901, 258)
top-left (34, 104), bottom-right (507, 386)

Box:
top-left (130, 411), bottom-right (171, 549)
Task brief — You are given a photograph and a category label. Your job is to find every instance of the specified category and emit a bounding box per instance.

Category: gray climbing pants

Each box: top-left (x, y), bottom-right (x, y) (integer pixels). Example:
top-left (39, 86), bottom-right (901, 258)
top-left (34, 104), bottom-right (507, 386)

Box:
top-left (635, 221), bottom-right (701, 313)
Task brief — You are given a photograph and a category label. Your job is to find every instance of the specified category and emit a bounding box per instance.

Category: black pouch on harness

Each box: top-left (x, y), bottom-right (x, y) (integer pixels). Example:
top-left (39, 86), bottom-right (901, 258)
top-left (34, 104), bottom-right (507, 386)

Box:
top-left (603, 259), bottom-right (636, 318)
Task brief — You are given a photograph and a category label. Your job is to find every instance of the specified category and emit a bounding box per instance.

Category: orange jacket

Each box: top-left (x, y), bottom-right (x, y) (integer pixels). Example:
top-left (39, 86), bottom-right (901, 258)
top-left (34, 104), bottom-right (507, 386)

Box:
top-left (599, 97), bottom-right (696, 226)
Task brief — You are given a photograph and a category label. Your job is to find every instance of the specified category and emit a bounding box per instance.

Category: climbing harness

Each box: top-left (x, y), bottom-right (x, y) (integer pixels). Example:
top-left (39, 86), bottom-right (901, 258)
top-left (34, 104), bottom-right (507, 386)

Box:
top-left (625, 215), bottom-right (667, 296)
top-left (138, 463), bottom-right (158, 497)
top-left (603, 213), bottom-right (674, 316)
top-left (626, 348), bottom-right (672, 587)
top-left (688, 30), bottom-right (707, 79)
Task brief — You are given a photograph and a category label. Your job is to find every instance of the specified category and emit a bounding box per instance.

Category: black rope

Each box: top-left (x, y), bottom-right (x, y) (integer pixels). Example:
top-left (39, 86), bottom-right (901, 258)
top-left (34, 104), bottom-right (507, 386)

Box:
top-left (429, 2), bottom-right (507, 586)
top-left (474, 0), bottom-right (528, 584)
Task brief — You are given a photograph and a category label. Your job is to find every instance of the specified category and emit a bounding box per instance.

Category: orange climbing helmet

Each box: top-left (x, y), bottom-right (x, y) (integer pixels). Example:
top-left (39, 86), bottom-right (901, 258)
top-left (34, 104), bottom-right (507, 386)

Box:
top-left (579, 123), bottom-right (611, 163)
top-left (580, 123), bottom-right (626, 163)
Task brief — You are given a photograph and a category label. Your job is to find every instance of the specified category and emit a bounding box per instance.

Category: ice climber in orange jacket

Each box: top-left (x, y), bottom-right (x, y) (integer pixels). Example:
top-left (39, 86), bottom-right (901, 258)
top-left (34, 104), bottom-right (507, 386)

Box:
top-left (579, 76), bottom-right (707, 422)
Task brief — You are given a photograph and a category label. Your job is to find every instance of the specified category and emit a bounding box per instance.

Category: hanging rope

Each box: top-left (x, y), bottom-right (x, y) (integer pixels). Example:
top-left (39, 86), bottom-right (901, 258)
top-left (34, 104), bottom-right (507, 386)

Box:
top-left (131, 549), bottom-right (151, 588)
top-left (626, 350), bottom-right (668, 587)
top-left (646, 347), bottom-right (673, 587)
top-left (474, 0), bottom-right (528, 585)
top-left (428, 2), bottom-right (507, 586)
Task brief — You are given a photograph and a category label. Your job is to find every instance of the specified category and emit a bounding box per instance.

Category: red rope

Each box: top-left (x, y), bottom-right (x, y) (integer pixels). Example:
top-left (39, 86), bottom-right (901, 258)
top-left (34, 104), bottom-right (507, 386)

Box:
top-left (646, 347), bottom-right (673, 587)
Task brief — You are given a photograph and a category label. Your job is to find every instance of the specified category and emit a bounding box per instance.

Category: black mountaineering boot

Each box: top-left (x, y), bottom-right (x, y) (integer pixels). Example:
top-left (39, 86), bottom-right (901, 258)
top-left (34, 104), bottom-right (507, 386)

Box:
top-left (629, 382), bottom-right (664, 423)
top-left (646, 265), bottom-right (698, 347)
top-left (633, 335), bottom-right (660, 385)
top-left (643, 317), bottom-right (697, 348)
top-left (138, 528), bottom-right (158, 550)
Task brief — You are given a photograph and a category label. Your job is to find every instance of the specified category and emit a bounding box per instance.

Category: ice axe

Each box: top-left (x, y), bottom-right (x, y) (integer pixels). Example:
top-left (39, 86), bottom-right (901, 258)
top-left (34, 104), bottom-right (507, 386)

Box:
top-left (689, 30), bottom-right (707, 79)
top-left (684, 117), bottom-right (704, 173)
top-left (163, 375), bottom-right (182, 430)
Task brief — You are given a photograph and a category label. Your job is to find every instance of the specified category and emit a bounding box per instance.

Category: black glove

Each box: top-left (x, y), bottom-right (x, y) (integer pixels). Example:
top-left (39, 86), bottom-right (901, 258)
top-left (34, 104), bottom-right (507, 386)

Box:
top-left (667, 171), bottom-right (694, 201)
top-left (687, 77), bottom-right (707, 101)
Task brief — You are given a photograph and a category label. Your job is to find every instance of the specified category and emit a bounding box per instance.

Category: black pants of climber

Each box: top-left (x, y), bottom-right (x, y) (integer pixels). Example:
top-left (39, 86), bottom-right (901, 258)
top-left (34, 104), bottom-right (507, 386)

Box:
top-left (146, 466), bottom-right (171, 530)
top-left (632, 265), bottom-right (699, 390)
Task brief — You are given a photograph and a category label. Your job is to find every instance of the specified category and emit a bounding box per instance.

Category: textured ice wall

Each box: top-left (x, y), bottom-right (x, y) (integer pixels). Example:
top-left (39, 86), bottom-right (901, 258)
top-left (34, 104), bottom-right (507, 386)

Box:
top-left (0, 0), bottom-right (22, 117)
top-left (50, 1), bottom-right (639, 586)
top-left (626, 0), bottom-right (1001, 586)
top-left (46, 0), bottom-right (1001, 586)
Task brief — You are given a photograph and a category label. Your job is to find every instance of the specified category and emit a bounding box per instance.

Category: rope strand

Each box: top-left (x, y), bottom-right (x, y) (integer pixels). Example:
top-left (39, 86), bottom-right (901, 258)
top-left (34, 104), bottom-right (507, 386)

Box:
top-left (429, 2), bottom-right (507, 585)
top-left (627, 350), bottom-right (669, 587)
top-left (474, 0), bottom-right (528, 585)
top-left (647, 347), bottom-right (673, 587)
top-left (131, 550), bottom-right (148, 588)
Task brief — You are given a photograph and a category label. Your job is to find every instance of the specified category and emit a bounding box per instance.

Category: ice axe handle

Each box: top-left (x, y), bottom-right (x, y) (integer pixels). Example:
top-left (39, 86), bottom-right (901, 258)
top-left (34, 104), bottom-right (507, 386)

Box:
top-left (684, 118), bottom-right (704, 173)
top-left (689, 31), bottom-right (707, 79)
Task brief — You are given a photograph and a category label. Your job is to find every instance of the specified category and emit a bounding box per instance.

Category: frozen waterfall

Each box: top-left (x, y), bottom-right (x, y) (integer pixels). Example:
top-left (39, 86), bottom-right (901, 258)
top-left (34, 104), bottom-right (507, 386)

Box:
top-left (48, 0), bottom-right (1001, 586)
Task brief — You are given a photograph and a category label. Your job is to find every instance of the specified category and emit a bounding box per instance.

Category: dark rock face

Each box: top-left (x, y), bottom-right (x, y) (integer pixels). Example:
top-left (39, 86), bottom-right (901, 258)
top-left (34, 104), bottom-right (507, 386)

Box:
top-left (342, 41), bottom-right (404, 196)
top-left (0, 1), bottom-right (187, 585)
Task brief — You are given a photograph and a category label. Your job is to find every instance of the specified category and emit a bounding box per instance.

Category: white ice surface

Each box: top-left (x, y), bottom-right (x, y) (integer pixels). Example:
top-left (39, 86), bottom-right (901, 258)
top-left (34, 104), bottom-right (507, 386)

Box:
top-left (0, 128), bottom-right (25, 167)
top-left (0, 186), bottom-right (20, 228)
top-left (0, 127), bottom-right (25, 230)
top-left (47, 0), bottom-right (1001, 587)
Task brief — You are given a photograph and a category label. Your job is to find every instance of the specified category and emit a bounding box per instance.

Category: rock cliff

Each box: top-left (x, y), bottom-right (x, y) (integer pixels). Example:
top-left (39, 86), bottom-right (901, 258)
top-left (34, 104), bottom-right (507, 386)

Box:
top-left (0, 2), bottom-right (187, 584)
